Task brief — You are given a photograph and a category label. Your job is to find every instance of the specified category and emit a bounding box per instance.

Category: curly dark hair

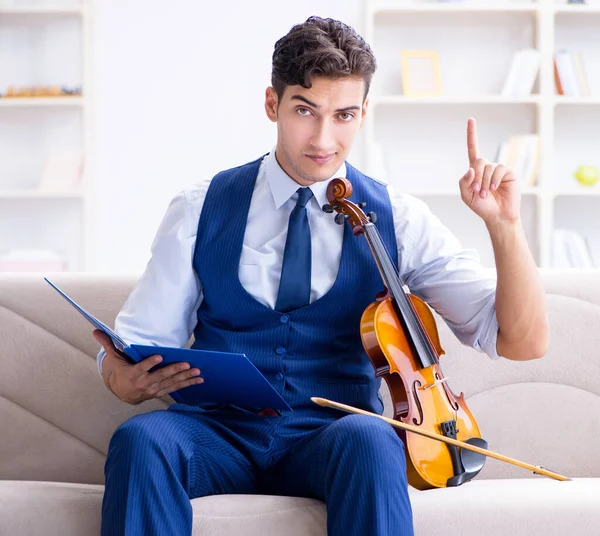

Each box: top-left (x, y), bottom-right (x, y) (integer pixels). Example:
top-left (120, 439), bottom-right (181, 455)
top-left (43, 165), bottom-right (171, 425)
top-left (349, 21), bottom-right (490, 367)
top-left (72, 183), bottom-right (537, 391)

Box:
top-left (271, 16), bottom-right (377, 102)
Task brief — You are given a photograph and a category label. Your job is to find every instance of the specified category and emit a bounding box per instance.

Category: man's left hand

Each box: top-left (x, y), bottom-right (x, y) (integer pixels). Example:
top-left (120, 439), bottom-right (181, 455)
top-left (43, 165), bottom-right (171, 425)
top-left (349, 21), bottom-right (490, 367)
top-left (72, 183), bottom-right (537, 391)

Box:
top-left (459, 118), bottom-right (521, 225)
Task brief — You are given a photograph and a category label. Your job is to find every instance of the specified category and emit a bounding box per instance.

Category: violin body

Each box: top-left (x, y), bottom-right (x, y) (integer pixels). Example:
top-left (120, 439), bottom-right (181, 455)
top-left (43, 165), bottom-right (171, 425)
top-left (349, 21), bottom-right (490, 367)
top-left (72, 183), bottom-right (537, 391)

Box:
top-left (361, 294), bottom-right (484, 490)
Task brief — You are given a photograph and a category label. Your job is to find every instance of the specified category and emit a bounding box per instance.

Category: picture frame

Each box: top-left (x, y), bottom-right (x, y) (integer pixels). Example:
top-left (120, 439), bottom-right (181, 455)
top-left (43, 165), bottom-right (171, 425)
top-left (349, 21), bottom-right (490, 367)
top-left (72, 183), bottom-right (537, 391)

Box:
top-left (401, 50), bottom-right (442, 97)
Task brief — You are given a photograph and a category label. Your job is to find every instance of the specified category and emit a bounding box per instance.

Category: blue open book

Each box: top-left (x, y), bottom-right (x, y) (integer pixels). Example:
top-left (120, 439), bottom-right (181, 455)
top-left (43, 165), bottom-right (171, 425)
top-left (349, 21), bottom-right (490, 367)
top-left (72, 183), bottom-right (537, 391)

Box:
top-left (44, 277), bottom-right (292, 412)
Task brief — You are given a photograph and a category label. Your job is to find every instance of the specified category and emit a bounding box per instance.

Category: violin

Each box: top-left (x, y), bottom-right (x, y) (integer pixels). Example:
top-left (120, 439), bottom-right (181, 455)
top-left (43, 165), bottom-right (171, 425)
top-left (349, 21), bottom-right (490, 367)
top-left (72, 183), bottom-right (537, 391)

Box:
top-left (316, 178), bottom-right (568, 489)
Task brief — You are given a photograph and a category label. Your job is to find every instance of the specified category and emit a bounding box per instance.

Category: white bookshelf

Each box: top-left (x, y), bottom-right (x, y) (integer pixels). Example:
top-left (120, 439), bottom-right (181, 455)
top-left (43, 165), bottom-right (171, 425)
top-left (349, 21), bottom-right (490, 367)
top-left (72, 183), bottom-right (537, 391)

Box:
top-left (363, 0), bottom-right (600, 270)
top-left (0, 1), bottom-right (92, 272)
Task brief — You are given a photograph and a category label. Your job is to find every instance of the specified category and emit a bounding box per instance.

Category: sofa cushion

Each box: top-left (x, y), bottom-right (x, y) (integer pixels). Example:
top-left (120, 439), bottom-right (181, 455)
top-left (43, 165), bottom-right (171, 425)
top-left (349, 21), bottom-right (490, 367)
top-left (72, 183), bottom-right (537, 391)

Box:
top-left (2, 478), bottom-right (598, 536)
top-left (0, 481), bottom-right (103, 535)
top-left (0, 480), bottom-right (325, 536)
top-left (190, 494), bottom-right (326, 535)
top-left (409, 478), bottom-right (600, 535)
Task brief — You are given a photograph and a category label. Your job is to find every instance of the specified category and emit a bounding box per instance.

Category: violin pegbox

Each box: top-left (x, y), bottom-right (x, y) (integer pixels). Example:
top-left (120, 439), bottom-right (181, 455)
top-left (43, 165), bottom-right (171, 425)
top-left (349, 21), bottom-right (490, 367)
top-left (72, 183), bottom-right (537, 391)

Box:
top-left (321, 178), bottom-right (377, 233)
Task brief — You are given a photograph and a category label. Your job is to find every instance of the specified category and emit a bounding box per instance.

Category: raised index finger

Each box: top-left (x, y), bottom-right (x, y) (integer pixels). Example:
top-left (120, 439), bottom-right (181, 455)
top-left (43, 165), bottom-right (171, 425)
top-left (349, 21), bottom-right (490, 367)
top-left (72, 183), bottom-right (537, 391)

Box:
top-left (467, 117), bottom-right (478, 165)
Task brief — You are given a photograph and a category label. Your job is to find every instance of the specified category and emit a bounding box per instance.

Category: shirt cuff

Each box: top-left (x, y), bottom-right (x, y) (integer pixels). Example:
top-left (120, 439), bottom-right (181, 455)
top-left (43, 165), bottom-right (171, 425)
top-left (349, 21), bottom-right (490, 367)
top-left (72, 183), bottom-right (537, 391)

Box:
top-left (97, 348), bottom-right (106, 377)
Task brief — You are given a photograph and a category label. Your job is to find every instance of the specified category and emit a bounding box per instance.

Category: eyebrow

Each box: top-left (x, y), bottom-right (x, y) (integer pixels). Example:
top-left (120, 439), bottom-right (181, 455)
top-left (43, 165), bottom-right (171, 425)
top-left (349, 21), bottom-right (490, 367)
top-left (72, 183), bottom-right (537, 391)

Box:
top-left (290, 95), bottom-right (361, 113)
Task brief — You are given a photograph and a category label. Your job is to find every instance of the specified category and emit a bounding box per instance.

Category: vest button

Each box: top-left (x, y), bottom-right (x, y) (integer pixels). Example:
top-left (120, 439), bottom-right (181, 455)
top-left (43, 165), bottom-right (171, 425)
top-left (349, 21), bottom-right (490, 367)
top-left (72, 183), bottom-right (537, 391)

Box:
top-left (275, 346), bottom-right (286, 355)
top-left (280, 315), bottom-right (289, 324)
top-left (276, 372), bottom-right (284, 380)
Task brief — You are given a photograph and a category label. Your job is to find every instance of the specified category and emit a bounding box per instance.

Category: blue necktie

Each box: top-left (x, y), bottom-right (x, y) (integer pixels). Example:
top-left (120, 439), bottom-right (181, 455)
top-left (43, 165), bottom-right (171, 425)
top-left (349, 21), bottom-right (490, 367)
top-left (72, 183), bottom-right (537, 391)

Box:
top-left (275, 187), bottom-right (314, 313)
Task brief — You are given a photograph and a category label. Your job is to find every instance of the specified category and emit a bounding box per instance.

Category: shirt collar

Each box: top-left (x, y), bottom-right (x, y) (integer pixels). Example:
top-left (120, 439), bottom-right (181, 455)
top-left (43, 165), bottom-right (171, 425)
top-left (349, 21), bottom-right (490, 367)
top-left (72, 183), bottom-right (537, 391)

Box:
top-left (265, 147), bottom-right (346, 210)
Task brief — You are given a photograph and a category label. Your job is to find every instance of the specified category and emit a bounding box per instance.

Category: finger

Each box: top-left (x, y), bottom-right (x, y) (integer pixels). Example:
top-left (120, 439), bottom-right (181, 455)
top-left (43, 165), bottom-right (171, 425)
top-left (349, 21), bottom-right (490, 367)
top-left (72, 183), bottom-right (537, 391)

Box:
top-left (155, 377), bottom-right (205, 399)
top-left (135, 353), bottom-right (164, 374)
top-left (151, 368), bottom-right (201, 394)
top-left (92, 330), bottom-right (130, 361)
top-left (502, 166), bottom-right (516, 183)
top-left (481, 164), bottom-right (495, 195)
top-left (472, 158), bottom-right (486, 192)
top-left (459, 167), bottom-right (475, 188)
top-left (467, 118), bottom-right (478, 165)
top-left (92, 329), bottom-right (114, 351)
top-left (490, 164), bottom-right (506, 190)
top-left (139, 361), bottom-right (191, 388)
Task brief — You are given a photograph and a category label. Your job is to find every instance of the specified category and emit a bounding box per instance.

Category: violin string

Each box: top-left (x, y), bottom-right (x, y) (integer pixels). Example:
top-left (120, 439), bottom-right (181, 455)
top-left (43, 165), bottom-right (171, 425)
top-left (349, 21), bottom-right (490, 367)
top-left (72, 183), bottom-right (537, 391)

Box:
top-left (365, 223), bottom-right (438, 367)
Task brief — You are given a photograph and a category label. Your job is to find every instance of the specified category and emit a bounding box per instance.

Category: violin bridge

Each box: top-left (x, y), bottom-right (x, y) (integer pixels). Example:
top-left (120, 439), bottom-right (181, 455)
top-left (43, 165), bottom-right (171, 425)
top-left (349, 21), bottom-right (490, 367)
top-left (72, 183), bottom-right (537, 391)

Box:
top-left (420, 376), bottom-right (449, 391)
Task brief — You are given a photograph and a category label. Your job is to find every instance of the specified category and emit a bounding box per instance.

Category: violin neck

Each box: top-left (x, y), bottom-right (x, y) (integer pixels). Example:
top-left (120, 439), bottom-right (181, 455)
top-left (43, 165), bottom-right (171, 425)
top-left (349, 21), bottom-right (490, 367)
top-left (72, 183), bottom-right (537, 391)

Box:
top-left (363, 223), bottom-right (437, 368)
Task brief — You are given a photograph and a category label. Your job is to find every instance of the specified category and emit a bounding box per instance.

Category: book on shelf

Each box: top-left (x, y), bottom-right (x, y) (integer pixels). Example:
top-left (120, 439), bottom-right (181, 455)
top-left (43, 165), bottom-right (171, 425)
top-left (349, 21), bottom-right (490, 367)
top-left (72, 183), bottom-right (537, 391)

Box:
top-left (551, 229), bottom-right (595, 269)
top-left (495, 134), bottom-right (540, 187)
top-left (554, 50), bottom-right (590, 97)
top-left (501, 48), bottom-right (540, 98)
top-left (0, 249), bottom-right (67, 272)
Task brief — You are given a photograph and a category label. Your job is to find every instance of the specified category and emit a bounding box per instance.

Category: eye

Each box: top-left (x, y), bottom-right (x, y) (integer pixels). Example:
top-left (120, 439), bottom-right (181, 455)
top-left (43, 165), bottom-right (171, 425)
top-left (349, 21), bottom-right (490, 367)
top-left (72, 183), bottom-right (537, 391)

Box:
top-left (296, 107), bottom-right (312, 116)
top-left (338, 112), bottom-right (355, 122)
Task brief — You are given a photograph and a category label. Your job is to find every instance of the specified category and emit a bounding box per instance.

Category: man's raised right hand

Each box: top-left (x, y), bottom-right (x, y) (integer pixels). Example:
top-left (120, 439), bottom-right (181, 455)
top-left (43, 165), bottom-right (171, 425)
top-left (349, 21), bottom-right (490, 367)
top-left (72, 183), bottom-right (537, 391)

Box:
top-left (93, 330), bottom-right (203, 405)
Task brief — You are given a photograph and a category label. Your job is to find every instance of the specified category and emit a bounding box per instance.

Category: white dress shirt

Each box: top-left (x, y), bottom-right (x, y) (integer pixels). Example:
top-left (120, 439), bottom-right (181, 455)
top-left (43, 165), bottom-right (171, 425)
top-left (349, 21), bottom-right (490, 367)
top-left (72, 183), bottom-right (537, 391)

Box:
top-left (97, 149), bottom-right (501, 374)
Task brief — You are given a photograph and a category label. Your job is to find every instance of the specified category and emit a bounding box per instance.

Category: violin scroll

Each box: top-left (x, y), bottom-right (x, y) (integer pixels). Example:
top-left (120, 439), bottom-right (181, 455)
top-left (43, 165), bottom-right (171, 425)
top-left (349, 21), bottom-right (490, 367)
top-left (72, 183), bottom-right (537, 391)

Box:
top-left (322, 178), bottom-right (376, 232)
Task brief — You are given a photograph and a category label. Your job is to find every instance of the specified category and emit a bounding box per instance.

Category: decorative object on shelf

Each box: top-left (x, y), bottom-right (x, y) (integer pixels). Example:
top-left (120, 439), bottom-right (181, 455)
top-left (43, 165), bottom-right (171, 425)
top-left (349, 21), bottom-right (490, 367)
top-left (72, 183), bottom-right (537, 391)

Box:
top-left (37, 151), bottom-right (83, 193)
top-left (552, 229), bottom-right (594, 269)
top-left (496, 134), bottom-right (540, 187)
top-left (400, 50), bottom-right (442, 97)
top-left (501, 48), bottom-right (540, 97)
top-left (573, 165), bottom-right (599, 187)
top-left (0, 249), bottom-right (67, 272)
top-left (554, 50), bottom-right (589, 97)
top-left (0, 85), bottom-right (82, 98)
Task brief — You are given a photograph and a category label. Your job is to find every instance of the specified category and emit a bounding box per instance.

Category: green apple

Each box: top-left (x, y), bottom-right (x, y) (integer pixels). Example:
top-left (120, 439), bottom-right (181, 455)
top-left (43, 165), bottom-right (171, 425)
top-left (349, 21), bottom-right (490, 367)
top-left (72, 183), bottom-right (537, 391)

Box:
top-left (574, 165), bottom-right (599, 187)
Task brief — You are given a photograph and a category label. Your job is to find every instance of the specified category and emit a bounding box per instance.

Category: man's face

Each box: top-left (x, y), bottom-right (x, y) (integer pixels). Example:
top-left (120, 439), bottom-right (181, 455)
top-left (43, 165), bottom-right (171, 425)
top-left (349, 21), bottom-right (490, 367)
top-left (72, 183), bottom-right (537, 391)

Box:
top-left (265, 76), bottom-right (368, 186)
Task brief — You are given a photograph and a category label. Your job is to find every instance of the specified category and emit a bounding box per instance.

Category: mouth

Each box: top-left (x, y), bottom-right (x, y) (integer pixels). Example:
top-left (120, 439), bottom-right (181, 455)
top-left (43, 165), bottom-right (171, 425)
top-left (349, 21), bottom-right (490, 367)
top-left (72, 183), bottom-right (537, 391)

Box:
top-left (306, 154), bottom-right (335, 165)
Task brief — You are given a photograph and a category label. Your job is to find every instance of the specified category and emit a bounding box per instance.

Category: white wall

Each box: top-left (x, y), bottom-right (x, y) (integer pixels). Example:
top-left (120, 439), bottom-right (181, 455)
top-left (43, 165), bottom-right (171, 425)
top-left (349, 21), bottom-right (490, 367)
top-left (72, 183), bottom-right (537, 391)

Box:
top-left (91, 0), bottom-right (363, 272)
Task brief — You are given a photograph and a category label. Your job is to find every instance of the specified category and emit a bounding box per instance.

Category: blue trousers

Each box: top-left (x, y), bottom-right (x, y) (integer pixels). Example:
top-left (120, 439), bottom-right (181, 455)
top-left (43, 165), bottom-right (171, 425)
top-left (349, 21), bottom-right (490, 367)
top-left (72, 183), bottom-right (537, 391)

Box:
top-left (101, 405), bottom-right (414, 536)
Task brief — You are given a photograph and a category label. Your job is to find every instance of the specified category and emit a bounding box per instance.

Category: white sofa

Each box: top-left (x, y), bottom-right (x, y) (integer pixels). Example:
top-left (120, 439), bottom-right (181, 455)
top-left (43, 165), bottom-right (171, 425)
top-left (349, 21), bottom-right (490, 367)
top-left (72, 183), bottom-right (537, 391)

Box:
top-left (0, 271), bottom-right (599, 535)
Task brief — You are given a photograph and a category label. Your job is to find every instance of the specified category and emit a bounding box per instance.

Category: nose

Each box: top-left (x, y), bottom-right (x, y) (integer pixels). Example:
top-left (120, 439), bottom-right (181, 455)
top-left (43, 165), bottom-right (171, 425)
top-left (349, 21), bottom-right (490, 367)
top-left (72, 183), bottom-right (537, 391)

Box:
top-left (309, 118), bottom-right (335, 153)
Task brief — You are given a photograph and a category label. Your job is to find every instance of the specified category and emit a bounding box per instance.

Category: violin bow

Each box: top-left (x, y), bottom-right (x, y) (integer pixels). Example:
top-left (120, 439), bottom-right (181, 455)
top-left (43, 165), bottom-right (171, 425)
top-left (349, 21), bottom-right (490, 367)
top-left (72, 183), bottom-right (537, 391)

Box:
top-left (311, 397), bottom-right (569, 482)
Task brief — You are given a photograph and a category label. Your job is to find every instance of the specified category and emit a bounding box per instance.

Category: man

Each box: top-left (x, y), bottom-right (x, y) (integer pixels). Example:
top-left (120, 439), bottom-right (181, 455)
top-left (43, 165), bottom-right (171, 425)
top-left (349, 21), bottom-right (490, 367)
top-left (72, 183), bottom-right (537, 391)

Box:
top-left (94, 16), bottom-right (549, 536)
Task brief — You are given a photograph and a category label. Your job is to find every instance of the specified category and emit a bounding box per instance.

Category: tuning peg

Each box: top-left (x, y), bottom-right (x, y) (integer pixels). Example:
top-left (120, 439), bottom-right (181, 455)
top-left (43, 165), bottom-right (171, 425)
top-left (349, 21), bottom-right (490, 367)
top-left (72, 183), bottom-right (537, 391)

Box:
top-left (367, 211), bottom-right (377, 223)
top-left (334, 213), bottom-right (346, 225)
top-left (322, 204), bottom-right (333, 213)
top-left (357, 202), bottom-right (367, 209)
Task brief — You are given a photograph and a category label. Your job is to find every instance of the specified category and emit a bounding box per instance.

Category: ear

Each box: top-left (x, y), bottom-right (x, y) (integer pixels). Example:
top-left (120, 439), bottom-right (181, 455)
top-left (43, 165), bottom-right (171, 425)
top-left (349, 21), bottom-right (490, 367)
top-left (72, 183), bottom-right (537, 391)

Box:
top-left (265, 87), bottom-right (279, 122)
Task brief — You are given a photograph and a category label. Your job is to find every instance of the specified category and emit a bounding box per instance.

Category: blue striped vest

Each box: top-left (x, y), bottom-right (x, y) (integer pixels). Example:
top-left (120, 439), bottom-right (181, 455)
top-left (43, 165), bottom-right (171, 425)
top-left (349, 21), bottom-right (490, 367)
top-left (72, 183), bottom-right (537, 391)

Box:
top-left (191, 156), bottom-right (398, 419)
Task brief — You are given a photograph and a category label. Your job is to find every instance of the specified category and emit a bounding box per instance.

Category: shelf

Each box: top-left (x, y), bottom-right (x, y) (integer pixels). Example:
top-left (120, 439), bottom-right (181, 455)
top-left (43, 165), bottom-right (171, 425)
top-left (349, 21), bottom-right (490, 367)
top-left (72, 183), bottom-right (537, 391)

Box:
top-left (372, 3), bottom-right (539, 14)
top-left (0, 6), bottom-right (84, 16)
top-left (373, 95), bottom-right (541, 105)
top-left (553, 97), bottom-right (600, 105)
top-left (552, 189), bottom-right (600, 197)
top-left (0, 97), bottom-right (84, 108)
top-left (0, 190), bottom-right (83, 200)
top-left (554, 6), bottom-right (600, 15)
